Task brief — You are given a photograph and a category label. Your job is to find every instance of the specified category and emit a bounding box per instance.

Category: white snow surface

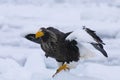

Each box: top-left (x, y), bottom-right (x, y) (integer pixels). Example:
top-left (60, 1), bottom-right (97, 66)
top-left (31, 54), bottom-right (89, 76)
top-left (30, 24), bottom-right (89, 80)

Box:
top-left (0, 0), bottom-right (120, 80)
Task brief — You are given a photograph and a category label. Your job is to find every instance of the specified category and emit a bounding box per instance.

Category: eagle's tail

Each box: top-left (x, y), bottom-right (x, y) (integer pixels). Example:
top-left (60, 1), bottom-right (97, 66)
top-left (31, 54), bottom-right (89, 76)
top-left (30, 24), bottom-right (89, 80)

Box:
top-left (91, 43), bottom-right (108, 57)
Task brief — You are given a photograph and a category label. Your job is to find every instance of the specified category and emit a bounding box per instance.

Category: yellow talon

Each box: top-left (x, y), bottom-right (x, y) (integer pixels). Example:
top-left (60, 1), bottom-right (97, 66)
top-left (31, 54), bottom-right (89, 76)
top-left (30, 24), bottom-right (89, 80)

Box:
top-left (52, 64), bottom-right (69, 77)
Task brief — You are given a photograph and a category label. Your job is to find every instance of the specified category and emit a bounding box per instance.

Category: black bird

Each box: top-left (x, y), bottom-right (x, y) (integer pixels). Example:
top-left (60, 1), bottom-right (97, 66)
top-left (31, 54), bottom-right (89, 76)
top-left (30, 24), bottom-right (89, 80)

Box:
top-left (25, 27), bottom-right (108, 77)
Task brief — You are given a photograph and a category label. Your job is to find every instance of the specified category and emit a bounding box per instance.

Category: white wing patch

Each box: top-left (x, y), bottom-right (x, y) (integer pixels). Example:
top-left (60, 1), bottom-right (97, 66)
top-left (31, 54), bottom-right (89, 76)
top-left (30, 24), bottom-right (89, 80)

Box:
top-left (66, 29), bottom-right (96, 43)
top-left (66, 29), bottom-right (96, 60)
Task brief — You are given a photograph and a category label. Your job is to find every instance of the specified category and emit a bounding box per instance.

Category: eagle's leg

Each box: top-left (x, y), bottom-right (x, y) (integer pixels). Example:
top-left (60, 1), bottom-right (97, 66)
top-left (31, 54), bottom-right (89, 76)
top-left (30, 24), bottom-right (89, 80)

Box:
top-left (52, 64), bottom-right (69, 77)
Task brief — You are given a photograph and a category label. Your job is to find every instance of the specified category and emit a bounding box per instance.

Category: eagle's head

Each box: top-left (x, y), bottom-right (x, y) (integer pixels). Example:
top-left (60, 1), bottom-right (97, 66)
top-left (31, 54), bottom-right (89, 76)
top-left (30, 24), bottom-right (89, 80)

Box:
top-left (35, 27), bottom-right (57, 42)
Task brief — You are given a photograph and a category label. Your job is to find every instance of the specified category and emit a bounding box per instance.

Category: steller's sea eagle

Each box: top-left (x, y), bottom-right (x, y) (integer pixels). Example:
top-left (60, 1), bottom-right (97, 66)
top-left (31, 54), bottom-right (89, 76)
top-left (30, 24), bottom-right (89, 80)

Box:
top-left (25, 26), bottom-right (108, 77)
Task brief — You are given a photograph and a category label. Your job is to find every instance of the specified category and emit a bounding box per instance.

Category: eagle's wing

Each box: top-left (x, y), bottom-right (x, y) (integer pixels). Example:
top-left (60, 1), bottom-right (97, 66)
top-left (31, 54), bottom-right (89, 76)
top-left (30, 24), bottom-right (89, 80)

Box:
top-left (25, 34), bottom-right (41, 44)
top-left (66, 27), bottom-right (108, 58)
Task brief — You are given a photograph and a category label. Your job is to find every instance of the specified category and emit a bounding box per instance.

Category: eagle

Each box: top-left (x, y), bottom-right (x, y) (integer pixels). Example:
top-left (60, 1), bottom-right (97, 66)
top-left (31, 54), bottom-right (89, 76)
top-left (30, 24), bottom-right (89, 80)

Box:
top-left (25, 26), bottom-right (108, 77)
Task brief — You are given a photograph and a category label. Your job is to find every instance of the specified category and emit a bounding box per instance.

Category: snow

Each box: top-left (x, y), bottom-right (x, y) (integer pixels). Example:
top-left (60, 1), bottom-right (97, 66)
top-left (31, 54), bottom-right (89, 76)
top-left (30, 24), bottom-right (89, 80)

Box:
top-left (53, 71), bottom-right (101, 80)
top-left (0, 0), bottom-right (120, 80)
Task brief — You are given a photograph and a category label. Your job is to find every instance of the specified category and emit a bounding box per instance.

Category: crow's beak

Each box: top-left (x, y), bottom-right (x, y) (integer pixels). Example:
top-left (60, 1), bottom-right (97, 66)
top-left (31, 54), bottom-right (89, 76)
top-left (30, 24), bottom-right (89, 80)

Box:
top-left (35, 31), bottom-right (44, 38)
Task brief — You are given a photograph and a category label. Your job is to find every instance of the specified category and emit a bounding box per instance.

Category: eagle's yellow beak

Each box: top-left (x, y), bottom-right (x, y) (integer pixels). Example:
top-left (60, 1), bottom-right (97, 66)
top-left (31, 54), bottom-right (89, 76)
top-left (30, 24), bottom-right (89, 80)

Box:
top-left (35, 31), bottom-right (44, 38)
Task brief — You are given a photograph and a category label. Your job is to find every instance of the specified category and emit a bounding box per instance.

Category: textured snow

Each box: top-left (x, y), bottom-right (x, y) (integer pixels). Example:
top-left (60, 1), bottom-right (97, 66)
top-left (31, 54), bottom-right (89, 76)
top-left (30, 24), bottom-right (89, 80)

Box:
top-left (0, 0), bottom-right (120, 80)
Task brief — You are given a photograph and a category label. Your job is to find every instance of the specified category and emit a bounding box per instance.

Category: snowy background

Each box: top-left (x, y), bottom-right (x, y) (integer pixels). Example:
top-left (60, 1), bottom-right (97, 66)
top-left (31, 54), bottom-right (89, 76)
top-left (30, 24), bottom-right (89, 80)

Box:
top-left (0, 0), bottom-right (120, 80)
